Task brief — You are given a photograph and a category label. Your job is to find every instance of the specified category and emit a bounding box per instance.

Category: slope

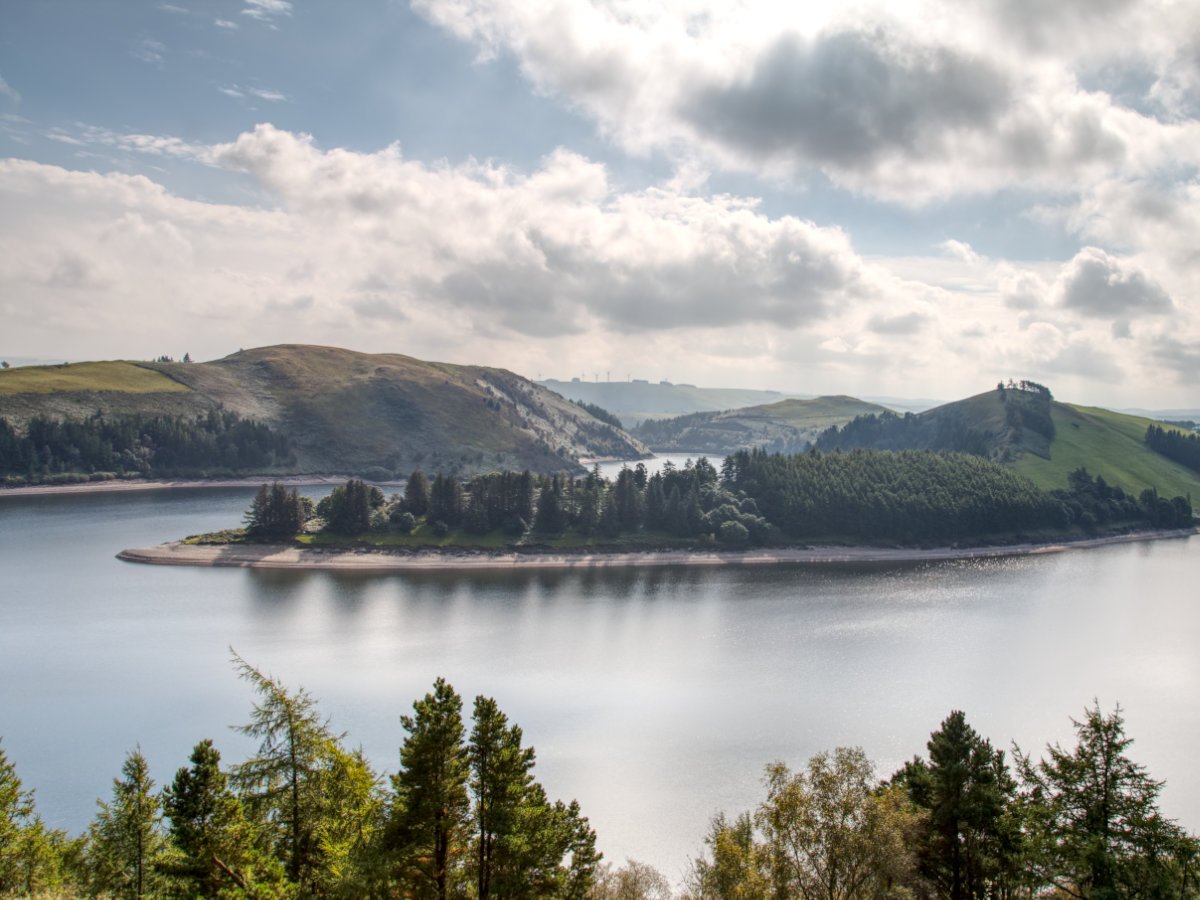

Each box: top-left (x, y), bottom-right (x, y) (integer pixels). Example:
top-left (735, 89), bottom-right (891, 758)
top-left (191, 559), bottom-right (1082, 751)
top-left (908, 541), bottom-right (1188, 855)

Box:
top-left (0, 345), bottom-right (649, 477)
top-left (538, 378), bottom-right (797, 426)
top-left (633, 396), bottom-right (889, 454)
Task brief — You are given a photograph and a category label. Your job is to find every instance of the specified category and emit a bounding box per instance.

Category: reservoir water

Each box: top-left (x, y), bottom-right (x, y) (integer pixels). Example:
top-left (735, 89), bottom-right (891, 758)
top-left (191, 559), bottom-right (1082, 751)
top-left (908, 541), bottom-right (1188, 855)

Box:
top-left (1, 477), bottom-right (1198, 883)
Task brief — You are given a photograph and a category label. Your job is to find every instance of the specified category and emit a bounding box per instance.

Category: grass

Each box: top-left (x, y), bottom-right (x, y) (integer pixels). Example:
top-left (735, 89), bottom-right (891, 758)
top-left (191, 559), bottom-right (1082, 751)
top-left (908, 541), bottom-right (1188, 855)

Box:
top-left (755, 396), bottom-right (890, 429)
top-left (0, 361), bottom-right (191, 395)
top-left (1012, 404), bottom-right (1200, 497)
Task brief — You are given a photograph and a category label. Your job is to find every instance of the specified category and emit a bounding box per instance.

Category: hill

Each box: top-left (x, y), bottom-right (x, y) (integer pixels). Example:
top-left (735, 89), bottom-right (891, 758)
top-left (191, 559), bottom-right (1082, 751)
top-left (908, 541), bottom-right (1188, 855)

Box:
top-left (816, 385), bottom-right (1200, 497)
top-left (538, 378), bottom-right (798, 426)
top-left (633, 396), bottom-right (889, 454)
top-left (0, 346), bottom-right (649, 478)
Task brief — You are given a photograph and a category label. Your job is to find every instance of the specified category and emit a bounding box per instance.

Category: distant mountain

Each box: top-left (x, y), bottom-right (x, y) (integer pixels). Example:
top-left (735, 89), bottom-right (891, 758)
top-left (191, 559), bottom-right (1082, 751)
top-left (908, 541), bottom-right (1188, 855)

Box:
top-left (633, 396), bottom-right (890, 454)
top-left (0, 345), bottom-right (649, 477)
top-left (817, 385), bottom-right (1200, 497)
top-left (538, 378), bottom-right (800, 426)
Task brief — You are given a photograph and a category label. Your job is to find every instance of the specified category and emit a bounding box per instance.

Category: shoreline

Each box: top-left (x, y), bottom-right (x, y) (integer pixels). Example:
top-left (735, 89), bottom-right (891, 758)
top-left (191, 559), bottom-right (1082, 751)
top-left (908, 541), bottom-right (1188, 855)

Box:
top-left (0, 475), bottom-right (367, 498)
top-left (118, 528), bottom-right (1196, 572)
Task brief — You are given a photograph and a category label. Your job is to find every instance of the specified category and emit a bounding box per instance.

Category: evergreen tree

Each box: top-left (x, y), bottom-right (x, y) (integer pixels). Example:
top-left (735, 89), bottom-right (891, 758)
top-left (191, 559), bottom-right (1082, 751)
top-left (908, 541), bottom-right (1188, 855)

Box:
top-left (161, 739), bottom-right (258, 896)
top-left (406, 470), bottom-right (431, 517)
top-left (231, 653), bottom-right (340, 891)
top-left (87, 749), bottom-right (165, 898)
top-left (1017, 702), bottom-right (1199, 897)
top-left (0, 741), bottom-right (77, 896)
top-left (896, 710), bottom-right (1020, 898)
top-left (387, 678), bottom-right (471, 899)
top-left (469, 696), bottom-right (534, 899)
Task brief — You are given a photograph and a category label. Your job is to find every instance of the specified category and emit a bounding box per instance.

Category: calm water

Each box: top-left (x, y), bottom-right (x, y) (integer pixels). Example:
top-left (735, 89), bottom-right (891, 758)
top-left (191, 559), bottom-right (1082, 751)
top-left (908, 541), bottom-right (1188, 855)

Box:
top-left (1, 482), bottom-right (1198, 883)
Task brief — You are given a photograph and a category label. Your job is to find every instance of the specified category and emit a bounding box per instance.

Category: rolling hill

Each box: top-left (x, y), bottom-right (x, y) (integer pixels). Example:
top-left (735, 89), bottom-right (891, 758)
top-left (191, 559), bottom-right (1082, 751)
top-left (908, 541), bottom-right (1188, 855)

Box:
top-left (633, 396), bottom-right (890, 454)
top-left (537, 378), bottom-right (800, 426)
top-left (817, 386), bottom-right (1200, 497)
top-left (0, 345), bottom-right (649, 477)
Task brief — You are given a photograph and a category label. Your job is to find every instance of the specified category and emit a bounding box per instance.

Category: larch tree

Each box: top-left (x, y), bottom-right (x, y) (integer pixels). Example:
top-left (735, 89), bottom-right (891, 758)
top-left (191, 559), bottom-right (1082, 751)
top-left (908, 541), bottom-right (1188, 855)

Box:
top-left (87, 748), bottom-right (165, 898)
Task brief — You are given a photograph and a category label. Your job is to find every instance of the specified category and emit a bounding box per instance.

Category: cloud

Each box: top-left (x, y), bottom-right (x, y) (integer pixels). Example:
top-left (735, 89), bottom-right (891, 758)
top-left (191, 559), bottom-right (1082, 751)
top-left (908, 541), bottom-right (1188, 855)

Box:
top-left (242, 0), bottom-right (292, 21)
top-left (4, 125), bottom-right (1196, 406)
top-left (867, 311), bottom-right (927, 335)
top-left (0, 74), bottom-right (21, 104)
top-left (131, 37), bottom-right (167, 65)
top-left (1055, 246), bottom-right (1174, 319)
top-left (247, 87), bottom-right (287, 102)
top-left (218, 85), bottom-right (288, 103)
top-left (412, 0), bottom-right (1200, 203)
top-left (215, 18), bottom-right (239, 30)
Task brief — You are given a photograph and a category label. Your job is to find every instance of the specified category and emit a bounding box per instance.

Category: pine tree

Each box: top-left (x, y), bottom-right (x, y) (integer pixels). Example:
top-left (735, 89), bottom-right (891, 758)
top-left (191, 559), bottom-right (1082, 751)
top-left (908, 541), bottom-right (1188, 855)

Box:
top-left (405, 470), bottom-right (431, 517)
top-left (87, 749), bottom-right (165, 898)
top-left (387, 678), bottom-right (471, 899)
top-left (161, 739), bottom-right (257, 896)
top-left (469, 696), bottom-right (534, 899)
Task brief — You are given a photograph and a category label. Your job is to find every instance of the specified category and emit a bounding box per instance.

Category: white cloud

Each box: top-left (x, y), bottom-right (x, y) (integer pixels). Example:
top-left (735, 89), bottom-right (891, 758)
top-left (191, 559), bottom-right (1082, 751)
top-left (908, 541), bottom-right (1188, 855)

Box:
top-left (242, 0), bottom-right (292, 21)
top-left (131, 37), bottom-right (167, 65)
top-left (4, 125), bottom-right (1197, 406)
top-left (1053, 247), bottom-right (1174, 327)
top-left (0, 74), bottom-right (21, 104)
top-left (215, 18), bottom-right (239, 30)
top-left (411, 0), bottom-right (1200, 204)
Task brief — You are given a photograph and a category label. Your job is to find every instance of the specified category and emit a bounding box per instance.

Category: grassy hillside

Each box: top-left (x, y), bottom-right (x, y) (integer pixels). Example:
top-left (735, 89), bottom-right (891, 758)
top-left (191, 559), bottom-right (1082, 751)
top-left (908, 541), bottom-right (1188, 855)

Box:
top-left (539, 378), bottom-right (797, 426)
top-left (819, 386), bottom-right (1200, 498)
top-left (633, 396), bottom-right (888, 453)
top-left (0, 345), bottom-right (649, 477)
top-left (0, 361), bottom-right (190, 395)
top-left (1014, 404), bottom-right (1200, 497)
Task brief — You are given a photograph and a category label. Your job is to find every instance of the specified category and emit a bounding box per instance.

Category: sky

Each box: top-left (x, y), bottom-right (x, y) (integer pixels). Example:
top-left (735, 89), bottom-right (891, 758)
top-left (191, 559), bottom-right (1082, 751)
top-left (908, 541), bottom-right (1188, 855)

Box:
top-left (1, 0), bottom-right (1198, 407)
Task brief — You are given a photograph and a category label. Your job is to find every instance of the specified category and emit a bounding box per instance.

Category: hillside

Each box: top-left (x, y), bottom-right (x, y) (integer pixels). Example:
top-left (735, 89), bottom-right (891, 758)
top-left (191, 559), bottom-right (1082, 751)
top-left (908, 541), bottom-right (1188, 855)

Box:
top-left (817, 386), bottom-right (1200, 497)
top-left (538, 378), bottom-right (798, 426)
top-left (633, 396), bottom-right (889, 454)
top-left (0, 346), bottom-right (649, 477)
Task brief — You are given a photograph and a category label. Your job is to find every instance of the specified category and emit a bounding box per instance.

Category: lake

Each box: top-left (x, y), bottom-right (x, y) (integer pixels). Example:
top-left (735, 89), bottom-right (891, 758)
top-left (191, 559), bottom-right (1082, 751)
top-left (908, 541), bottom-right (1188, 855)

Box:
top-left (1, 475), bottom-right (1198, 884)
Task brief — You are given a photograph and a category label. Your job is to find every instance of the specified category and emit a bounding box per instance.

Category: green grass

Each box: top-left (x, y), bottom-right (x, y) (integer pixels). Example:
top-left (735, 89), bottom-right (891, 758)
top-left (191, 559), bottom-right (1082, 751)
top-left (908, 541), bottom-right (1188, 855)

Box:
top-left (1012, 404), bottom-right (1200, 497)
top-left (0, 361), bottom-right (191, 395)
top-left (755, 395), bottom-right (889, 429)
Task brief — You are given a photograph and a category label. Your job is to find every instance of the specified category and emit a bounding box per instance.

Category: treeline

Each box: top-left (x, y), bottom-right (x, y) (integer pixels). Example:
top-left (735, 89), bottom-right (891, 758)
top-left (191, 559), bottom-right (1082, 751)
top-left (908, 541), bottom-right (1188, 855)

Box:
top-left (687, 705), bottom-right (1199, 899)
top-left (0, 657), bottom-right (601, 898)
top-left (4, 691), bottom-right (1197, 898)
top-left (814, 409), bottom-right (991, 456)
top-left (816, 387), bottom-right (1054, 458)
top-left (1147, 424), bottom-right (1200, 474)
top-left (0, 410), bottom-right (294, 483)
top-left (245, 449), bottom-right (1192, 548)
top-left (575, 401), bottom-right (624, 430)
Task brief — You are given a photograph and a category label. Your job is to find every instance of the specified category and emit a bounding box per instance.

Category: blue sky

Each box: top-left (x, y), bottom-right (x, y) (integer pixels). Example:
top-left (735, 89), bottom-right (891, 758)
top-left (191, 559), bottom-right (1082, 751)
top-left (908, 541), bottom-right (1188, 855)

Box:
top-left (2, 0), bottom-right (1198, 406)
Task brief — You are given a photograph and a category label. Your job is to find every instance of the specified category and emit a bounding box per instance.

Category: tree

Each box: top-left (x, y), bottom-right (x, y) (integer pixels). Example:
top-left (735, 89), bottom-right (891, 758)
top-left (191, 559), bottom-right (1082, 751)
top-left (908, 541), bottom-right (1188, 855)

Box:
top-left (592, 858), bottom-right (672, 899)
top-left (755, 749), bottom-right (921, 899)
top-left (406, 469), bottom-right (431, 517)
top-left (0, 740), bottom-right (76, 896)
top-left (387, 678), bottom-right (471, 899)
top-left (1017, 702), bottom-right (1200, 897)
top-left (161, 738), bottom-right (258, 896)
top-left (244, 481), bottom-right (306, 537)
top-left (231, 652), bottom-right (341, 891)
top-left (896, 710), bottom-right (1021, 898)
top-left (87, 748), bottom-right (165, 898)
top-left (469, 695), bottom-right (533, 899)
top-left (685, 812), bottom-right (769, 899)
top-left (320, 479), bottom-right (372, 535)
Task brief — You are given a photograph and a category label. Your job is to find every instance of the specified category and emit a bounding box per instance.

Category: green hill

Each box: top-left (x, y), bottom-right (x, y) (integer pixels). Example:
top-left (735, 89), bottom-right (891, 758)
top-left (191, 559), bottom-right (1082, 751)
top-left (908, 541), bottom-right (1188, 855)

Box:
top-left (817, 386), bottom-right (1200, 498)
top-left (0, 345), bottom-right (649, 477)
top-left (633, 396), bottom-right (889, 454)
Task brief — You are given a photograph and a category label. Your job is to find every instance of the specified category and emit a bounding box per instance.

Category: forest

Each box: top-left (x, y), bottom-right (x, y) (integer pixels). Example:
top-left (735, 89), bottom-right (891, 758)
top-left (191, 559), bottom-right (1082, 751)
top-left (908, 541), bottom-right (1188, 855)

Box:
top-left (2, 663), bottom-right (1197, 898)
top-left (0, 411), bottom-right (294, 484)
top-left (1146, 424), bottom-right (1200, 475)
top-left (240, 448), bottom-right (1194, 549)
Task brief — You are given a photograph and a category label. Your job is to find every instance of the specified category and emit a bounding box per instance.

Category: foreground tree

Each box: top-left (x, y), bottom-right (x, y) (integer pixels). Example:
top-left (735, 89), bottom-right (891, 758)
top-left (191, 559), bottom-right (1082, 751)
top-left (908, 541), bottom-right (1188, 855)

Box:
top-left (1, 741), bottom-right (81, 895)
top-left (387, 678), bottom-right (472, 898)
top-left (895, 710), bottom-right (1021, 898)
top-left (231, 652), bottom-right (349, 892)
top-left (86, 749), bottom-right (165, 898)
top-left (1017, 702), bottom-right (1200, 897)
top-left (161, 738), bottom-right (260, 896)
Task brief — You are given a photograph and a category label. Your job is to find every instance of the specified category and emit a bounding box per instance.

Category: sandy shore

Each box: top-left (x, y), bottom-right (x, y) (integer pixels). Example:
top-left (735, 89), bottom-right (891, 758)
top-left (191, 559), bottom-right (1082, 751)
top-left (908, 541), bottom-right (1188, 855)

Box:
top-left (0, 475), bottom-right (366, 498)
top-left (118, 528), bottom-right (1196, 572)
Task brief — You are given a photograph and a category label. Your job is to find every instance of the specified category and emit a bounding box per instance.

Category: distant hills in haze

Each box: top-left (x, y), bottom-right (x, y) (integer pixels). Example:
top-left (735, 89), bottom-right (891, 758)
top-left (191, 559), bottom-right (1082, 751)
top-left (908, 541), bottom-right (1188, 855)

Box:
top-left (537, 378), bottom-right (800, 426)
